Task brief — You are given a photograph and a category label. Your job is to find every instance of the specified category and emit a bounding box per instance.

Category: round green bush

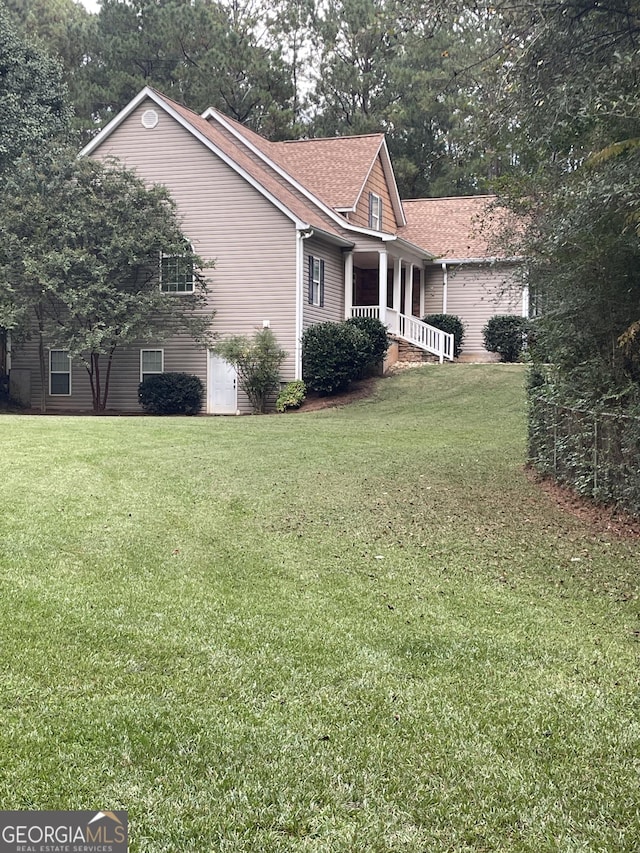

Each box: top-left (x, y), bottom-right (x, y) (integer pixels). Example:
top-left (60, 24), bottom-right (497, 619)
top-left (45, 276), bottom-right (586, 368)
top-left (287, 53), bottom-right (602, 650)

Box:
top-left (422, 314), bottom-right (465, 358)
top-left (138, 372), bottom-right (204, 415)
top-left (346, 315), bottom-right (390, 373)
top-left (482, 315), bottom-right (530, 362)
top-left (302, 321), bottom-right (367, 395)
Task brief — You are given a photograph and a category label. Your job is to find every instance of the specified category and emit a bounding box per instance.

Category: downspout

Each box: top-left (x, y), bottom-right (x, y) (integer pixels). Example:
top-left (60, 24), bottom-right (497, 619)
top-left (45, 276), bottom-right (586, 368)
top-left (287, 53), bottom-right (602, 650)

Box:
top-left (296, 228), bottom-right (313, 379)
top-left (441, 262), bottom-right (448, 314)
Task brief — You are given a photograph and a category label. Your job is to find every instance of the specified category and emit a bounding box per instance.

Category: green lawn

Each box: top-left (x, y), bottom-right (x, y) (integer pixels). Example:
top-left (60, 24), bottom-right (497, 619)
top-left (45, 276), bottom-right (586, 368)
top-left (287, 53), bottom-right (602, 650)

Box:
top-left (1, 364), bottom-right (638, 852)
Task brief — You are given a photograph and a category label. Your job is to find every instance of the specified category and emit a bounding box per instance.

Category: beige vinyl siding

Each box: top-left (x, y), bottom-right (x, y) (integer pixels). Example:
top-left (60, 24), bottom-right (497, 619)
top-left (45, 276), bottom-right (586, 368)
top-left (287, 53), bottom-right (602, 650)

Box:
top-left (302, 237), bottom-right (345, 330)
top-left (10, 332), bottom-right (210, 412)
top-left (425, 262), bottom-right (523, 359)
top-left (423, 267), bottom-right (444, 318)
top-left (11, 341), bottom-right (96, 412)
top-left (349, 157), bottom-right (397, 232)
top-left (12, 99), bottom-right (299, 413)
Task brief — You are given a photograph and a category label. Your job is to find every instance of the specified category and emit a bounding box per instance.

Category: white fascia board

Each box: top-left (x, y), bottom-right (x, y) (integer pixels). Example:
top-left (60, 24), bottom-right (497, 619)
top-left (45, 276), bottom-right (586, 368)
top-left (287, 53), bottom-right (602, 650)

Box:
top-left (305, 227), bottom-right (354, 249)
top-left (204, 108), bottom-right (404, 244)
top-left (80, 88), bottom-right (309, 231)
top-left (432, 256), bottom-right (524, 265)
top-left (384, 235), bottom-right (435, 262)
top-left (380, 139), bottom-right (407, 227)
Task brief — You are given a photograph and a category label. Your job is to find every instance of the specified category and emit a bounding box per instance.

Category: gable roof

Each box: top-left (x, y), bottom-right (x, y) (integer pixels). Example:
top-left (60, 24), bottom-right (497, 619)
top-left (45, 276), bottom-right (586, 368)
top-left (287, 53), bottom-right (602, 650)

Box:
top-left (202, 107), bottom-right (406, 229)
top-left (79, 86), bottom-right (429, 256)
top-left (400, 196), bottom-right (513, 261)
top-left (81, 87), bottom-right (353, 247)
top-left (273, 136), bottom-right (405, 224)
top-left (269, 135), bottom-right (384, 211)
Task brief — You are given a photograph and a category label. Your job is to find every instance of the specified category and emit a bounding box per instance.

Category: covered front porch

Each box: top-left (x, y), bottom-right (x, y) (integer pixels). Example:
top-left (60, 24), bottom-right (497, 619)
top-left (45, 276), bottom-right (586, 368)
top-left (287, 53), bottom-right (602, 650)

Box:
top-left (343, 248), bottom-right (454, 363)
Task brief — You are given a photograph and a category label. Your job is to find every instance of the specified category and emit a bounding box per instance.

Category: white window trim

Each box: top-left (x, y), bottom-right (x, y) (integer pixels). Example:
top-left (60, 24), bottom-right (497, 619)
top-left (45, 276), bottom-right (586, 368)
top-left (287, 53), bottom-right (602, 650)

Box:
top-left (49, 350), bottom-right (71, 396)
top-left (369, 193), bottom-right (382, 230)
top-left (311, 257), bottom-right (323, 307)
top-left (160, 247), bottom-right (195, 294)
top-left (140, 348), bottom-right (164, 382)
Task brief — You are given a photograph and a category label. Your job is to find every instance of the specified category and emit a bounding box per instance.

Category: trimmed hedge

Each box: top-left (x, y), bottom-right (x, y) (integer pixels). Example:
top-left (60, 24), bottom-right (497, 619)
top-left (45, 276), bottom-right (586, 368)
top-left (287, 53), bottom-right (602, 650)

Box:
top-left (483, 314), bottom-right (529, 362)
top-left (302, 321), bottom-right (367, 395)
top-left (346, 315), bottom-right (390, 373)
top-left (423, 314), bottom-right (465, 358)
top-left (138, 372), bottom-right (204, 415)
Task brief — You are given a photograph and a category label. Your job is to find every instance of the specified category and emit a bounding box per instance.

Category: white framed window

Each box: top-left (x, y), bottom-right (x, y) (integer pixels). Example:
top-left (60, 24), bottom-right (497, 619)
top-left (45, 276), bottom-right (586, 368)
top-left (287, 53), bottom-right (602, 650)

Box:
top-left (308, 256), bottom-right (325, 307)
top-left (369, 192), bottom-right (382, 230)
top-left (140, 349), bottom-right (164, 382)
top-left (49, 350), bottom-right (71, 396)
top-left (160, 250), bottom-right (194, 293)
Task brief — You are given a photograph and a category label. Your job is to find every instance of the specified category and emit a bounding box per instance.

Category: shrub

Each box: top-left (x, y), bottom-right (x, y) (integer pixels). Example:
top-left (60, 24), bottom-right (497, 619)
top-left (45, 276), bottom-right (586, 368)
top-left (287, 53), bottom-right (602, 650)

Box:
top-left (422, 314), bottom-right (465, 358)
top-left (302, 321), bottom-right (367, 395)
top-left (215, 327), bottom-right (287, 413)
top-left (138, 373), bottom-right (204, 415)
top-left (276, 380), bottom-right (306, 412)
top-left (346, 315), bottom-right (389, 374)
top-left (483, 314), bottom-right (530, 362)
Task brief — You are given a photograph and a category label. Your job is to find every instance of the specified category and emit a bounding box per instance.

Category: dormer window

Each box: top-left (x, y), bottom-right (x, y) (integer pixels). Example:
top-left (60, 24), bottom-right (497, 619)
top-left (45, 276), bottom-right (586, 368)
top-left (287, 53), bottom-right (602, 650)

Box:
top-left (369, 193), bottom-right (382, 230)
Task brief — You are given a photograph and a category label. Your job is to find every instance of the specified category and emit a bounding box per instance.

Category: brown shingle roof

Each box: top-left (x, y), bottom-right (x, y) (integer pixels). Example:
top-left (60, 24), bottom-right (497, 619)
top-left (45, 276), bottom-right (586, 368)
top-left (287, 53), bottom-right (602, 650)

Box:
top-left (269, 135), bottom-right (385, 210)
top-left (400, 196), bottom-right (512, 260)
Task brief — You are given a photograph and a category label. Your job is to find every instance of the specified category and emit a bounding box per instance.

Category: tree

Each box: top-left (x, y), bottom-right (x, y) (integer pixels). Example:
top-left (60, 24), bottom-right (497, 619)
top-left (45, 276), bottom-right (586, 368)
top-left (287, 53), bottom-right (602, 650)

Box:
top-left (309, 0), bottom-right (405, 136)
top-left (0, 146), bottom-right (213, 412)
top-left (214, 327), bottom-right (286, 413)
top-left (486, 0), bottom-right (640, 402)
top-left (4, 0), bottom-right (94, 140)
top-left (79, 0), bottom-right (297, 139)
top-left (0, 0), bottom-right (70, 174)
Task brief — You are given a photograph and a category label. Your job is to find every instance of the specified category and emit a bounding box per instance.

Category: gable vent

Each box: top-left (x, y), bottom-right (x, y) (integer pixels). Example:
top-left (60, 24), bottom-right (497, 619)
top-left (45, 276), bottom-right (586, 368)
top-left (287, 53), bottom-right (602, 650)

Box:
top-left (141, 109), bottom-right (159, 129)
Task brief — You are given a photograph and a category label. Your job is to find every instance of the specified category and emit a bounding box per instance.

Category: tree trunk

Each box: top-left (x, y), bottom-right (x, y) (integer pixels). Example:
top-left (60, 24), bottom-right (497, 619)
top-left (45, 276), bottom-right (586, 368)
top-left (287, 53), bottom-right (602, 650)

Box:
top-left (92, 352), bottom-right (103, 413)
top-left (100, 348), bottom-right (116, 413)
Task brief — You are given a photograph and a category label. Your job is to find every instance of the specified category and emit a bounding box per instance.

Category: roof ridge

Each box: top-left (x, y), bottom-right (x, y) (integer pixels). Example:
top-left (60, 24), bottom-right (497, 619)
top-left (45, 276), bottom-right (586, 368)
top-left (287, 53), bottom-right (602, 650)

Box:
top-left (273, 133), bottom-right (385, 145)
top-left (403, 194), bottom-right (497, 203)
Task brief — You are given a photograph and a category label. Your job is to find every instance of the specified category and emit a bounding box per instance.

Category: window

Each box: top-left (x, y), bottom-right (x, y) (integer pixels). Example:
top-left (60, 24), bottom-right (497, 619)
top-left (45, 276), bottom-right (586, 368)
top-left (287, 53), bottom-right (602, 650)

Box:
top-left (140, 349), bottom-right (164, 382)
top-left (160, 251), bottom-right (194, 293)
top-left (308, 256), bottom-right (325, 307)
top-left (50, 350), bottom-right (71, 396)
top-left (369, 193), bottom-right (382, 230)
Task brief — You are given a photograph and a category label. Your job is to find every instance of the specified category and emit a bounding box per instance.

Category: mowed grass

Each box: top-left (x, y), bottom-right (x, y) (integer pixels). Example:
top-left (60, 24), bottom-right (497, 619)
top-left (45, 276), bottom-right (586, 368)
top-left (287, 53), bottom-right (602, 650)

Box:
top-left (1, 364), bottom-right (638, 852)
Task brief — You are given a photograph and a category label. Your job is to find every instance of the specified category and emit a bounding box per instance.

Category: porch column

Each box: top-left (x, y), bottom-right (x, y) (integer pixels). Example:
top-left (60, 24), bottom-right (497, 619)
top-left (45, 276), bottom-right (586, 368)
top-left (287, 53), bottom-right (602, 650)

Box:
top-left (404, 263), bottom-right (414, 317)
top-left (378, 250), bottom-right (388, 326)
top-left (392, 257), bottom-right (402, 334)
top-left (420, 267), bottom-right (425, 317)
top-left (344, 251), bottom-right (353, 319)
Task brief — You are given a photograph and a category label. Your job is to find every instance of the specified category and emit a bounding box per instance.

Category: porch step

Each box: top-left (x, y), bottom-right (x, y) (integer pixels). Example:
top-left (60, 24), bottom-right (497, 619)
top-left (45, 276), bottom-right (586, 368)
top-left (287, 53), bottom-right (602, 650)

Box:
top-left (392, 336), bottom-right (441, 364)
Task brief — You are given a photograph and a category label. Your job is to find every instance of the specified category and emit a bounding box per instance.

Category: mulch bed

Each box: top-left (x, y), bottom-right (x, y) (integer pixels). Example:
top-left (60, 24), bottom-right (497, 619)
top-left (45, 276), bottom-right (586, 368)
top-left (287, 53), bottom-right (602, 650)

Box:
top-left (294, 377), bottom-right (381, 413)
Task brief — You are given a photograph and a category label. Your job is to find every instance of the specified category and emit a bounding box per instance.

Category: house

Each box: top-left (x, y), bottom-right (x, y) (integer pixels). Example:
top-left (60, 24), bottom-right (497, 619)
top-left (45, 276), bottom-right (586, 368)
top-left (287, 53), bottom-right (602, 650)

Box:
top-left (402, 196), bottom-right (527, 360)
top-left (7, 87), bottom-right (526, 413)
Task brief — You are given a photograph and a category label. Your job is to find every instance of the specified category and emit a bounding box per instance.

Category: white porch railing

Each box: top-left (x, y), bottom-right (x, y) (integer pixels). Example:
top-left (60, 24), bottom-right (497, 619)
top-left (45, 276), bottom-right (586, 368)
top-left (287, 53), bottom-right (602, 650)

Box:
top-left (351, 305), bottom-right (380, 319)
top-left (351, 306), bottom-right (454, 363)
